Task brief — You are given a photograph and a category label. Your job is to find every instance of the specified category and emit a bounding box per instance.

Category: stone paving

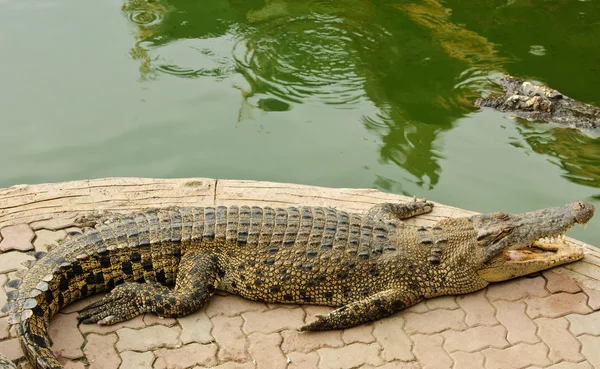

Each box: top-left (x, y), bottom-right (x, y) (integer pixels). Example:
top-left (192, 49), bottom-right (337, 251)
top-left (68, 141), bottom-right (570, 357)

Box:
top-left (1, 223), bottom-right (600, 369)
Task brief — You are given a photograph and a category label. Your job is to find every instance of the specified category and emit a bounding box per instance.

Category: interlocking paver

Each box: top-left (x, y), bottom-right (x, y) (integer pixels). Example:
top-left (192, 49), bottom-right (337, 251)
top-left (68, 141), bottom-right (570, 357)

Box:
top-left (529, 363), bottom-right (593, 369)
top-left (143, 314), bottom-right (177, 327)
top-left (442, 325), bottom-right (509, 353)
top-left (177, 310), bottom-right (214, 344)
top-left (195, 363), bottom-right (254, 369)
top-left (281, 328), bottom-right (343, 353)
top-left (424, 295), bottom-right (459, 310)
top-left (79, 314), bottom-right (145, 335)
top-left (115, 325), bottom-right (181, 352)
top-left (0, 317), bottom-right (10, 340)
top-left (248, 332), bottom-right (287, 369)
top-left (32, 229), bottom-right (66, 253)
top-left (205, 294), bottom-right (267, 317)
top-left (579, 334), bottom-right (600, 369)
top-left (242, 306), bottom-right (305, 334)
top-left (83, 333), bottom-right (120, 369)
top-left (0, 225), bottom-right (35, 252)
top-left (456, 290), bottom-right (498, 326)
top-left (535, 317), bottom-right (583, 363)
top-left (153, 343), bottom-right (218, 369)
top-left (577, 276), bottom-right (600, 310)
top-left (210, 315), bottom-right (249, 362)
top-left (544, 269), bottom-right (582, 293)
top-left (492, 300), bottom-right (539, 344)
top-left (317, 342), bottom-right (384, 369)
top-left (119, 351), bottom-right (154, 369)
top-left (0, 338), bottom-right (23, 361)
top-left (287, 351), bottom-right (319, 368)
top-left (411, 334), bottom-right (452, 369)
top-left (567, 311), bottom-right (600, 336)
top-left (486, 276), bottom-right (548, 301)
top-left (449, 351), bottom-right (485, 369)
top-left (403, 308), bottom-right (466, 334)
top-left (526, 292), bottom-right (592, 318)
top-left (364, 362), bottom-right (421, 369)
top-left (341, 322), bottom-right (375, 344)
top-left (48, 313), bottom-right (83, 359)
top-left (0, 252), bottom-right (33, 274)
top-left (372, 316), bottom-right (414, 361)
top-left (63, 360), bottom-right (86, 369)
top-left (482, 343), bottom-right (550, 369)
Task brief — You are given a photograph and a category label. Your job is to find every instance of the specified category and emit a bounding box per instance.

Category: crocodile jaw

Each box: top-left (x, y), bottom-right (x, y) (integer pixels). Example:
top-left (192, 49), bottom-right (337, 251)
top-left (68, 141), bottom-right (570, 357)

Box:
top-left (477, 238), bottom-right (584, 282)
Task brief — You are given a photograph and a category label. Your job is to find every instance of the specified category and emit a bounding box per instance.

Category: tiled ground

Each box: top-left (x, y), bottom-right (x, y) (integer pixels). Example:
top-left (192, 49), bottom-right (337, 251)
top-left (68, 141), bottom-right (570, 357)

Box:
top-left (1, 223), bottom-right (600, 369)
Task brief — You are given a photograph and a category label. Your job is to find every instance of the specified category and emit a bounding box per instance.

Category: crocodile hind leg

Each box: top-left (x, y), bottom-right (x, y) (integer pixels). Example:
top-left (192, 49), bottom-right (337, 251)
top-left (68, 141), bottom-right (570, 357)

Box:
top-left (298, 289), bottom-right (422, 331)
top-left (367, 198), bottom-right (434, 221)
top-left (78, 250), bottom-right (221, 325)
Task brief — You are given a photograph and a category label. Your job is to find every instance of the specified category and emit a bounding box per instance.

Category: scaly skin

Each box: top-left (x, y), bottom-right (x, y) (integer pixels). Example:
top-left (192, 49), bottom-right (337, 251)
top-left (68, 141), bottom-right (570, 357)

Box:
top-left (1, 200), bottom-right (594, 369)
top-left (475, 75), bottom-right (600, 130)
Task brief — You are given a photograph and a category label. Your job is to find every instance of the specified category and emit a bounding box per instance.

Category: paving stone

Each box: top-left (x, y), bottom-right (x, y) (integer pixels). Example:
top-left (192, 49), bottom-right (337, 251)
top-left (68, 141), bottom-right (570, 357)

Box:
top-left (411, 334), bottom-right (452, 369)
top-left (303, 305), bottom-right (333, 325)
top-left (455, 290), bottom-right (497, 326)
top-left (567, 311), bottom-right (600, 336)
top-left (83, 333), bottom-right (120, 369)
top-left (211, 315), bottom-right (249, 362)
top-left (115, 325), bottom-right (181, 352)
top-left (424, 295), bottom-right (459, 310)
top-left (143, 314), bottom-right (177, 327)
top-left (403, 302), bottom-right (428, 314)
top-left (317, 342), bottom-right (384, 369)
top-left (205, 294), bottom-right (267, 317)
top-left (248, 332), bottom-right (287, 369)
top-left (0, 316), bottom-right (10, 339)
top-left (577, 276), bottom-right (600, 310)
top-left (449, 351), bottom-right (485, 369)
top-left (281, 328), bottom-right (343, 353)
top-left (63, 360), bottom-right (86, 369)
top-left (119, 351), bottom-right (154, 369)
top-left (0, 252), bottom-right (34, 274)
top-left (0, 338), bottom-right (23, 361)
top-left (363, 362), bottom-right (421, 369)
top-left (372, 316), bottom-right (414, 361)
top-left (61, 294), bottom-right (104, 313)
top-left (0, 225), bottom-right (35, 252)
top-left (544, 270), bottom-right (582, 293)
top-left (287, 351), bottom-right (319, 368)
top-left (403, 308), bottom-right (466, 334)
top-left (482, 343), bottom-right (550, 369)
top-left (0, 274), bottom-right (8, 317)
top-left (195, 363), bottom-right (254, 369)
top-left (79, 314), bottom-right (145, 335)
top-left (177, 311), bottom-right (214, 344)
top-left (579, 334), bottom-right (600, 369)
top-left (442, 325), bottom-right (508, 353)
top-left (526, 292), bottom-right (591, 318)
top-left (535, 317), bottom-right (583, 363)
top-left (242, 306), bottom-right (305, 334)
top-left (153, 343), bottom-right (218, 369)
top-left (341, 322), bottom-right (375, 344)
top-left (529, 362), bottom-right (592, 369)
top-left (30, 217), bottom-right (78, 231)
top-left (492, 300), bottom-right (539, 344)
top-left (48, 313), bottom-right (84, 359)
top-left (32, 229), bottom-right (67, 253)
top-left (486, 276), bottom-right (549, 301)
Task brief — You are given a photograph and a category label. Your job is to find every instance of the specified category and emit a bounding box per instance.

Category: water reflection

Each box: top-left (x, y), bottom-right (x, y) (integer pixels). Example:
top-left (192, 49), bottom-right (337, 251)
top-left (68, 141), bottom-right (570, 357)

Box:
top-left (514, 123), bottom-right (600, 189)
top-left (121, 0), bottom-right (584, 191)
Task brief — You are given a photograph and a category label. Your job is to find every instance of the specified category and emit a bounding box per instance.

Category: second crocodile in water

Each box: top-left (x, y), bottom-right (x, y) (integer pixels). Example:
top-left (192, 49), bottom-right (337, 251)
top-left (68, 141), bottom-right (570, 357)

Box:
top-left (2, 199), bottom-right (595, 368)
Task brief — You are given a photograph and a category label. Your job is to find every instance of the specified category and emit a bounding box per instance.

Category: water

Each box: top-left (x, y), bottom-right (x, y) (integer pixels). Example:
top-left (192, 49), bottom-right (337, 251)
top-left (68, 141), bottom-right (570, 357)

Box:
top-left (1, 0), bottom-right (599, 245)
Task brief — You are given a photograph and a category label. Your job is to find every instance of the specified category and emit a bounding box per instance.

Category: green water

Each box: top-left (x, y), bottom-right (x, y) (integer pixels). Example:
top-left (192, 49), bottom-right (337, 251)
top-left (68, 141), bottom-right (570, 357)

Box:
top-left (1, 0), bottom-right (600, 245)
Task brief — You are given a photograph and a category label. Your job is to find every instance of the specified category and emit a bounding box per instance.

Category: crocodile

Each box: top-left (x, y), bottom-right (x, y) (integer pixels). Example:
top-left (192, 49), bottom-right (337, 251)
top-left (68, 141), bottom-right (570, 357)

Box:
top-left (1, 199), bottom-right (594, 369)
top-left (475, 75), bottom-right (600, 130)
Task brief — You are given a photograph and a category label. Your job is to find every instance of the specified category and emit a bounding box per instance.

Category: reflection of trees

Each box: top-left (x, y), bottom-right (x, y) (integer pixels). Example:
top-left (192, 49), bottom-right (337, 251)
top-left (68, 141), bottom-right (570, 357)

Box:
top-left (119, 0), bottom-right (510, 189)
top-left (514, 123), bottom-right (600, 188)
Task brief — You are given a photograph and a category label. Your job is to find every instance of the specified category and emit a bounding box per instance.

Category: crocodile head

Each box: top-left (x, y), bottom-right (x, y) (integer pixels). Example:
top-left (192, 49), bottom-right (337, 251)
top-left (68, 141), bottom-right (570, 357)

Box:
top-left (468, 201), bottom-right (594, 282)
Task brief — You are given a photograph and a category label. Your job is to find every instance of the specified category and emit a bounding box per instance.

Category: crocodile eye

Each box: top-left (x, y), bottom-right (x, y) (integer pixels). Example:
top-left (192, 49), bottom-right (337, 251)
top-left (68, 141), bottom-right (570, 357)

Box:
top-left (492, 212), bottom-right (509, 220)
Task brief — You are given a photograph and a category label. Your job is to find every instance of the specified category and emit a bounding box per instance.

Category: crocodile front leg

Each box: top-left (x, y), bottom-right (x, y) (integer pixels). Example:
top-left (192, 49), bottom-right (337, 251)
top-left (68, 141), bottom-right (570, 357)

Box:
top-left (298, 289), bottom-right (422, 331)
top-left (367, 199), bottom-right (434, 221)
top-left (78, 250), bottom-right (221, 325)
